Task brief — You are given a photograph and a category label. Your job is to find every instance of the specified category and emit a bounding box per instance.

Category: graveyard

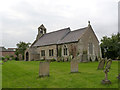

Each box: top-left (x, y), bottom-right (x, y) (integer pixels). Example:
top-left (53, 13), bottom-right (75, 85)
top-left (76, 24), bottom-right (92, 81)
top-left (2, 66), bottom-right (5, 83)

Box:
top-left (2, 60), bottom-right (118, 88)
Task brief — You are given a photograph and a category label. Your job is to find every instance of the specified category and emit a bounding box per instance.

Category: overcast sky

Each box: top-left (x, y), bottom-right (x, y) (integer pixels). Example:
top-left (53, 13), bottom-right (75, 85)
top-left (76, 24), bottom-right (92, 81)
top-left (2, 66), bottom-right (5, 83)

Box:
top-left (0, 0), bottom-right (119, 48)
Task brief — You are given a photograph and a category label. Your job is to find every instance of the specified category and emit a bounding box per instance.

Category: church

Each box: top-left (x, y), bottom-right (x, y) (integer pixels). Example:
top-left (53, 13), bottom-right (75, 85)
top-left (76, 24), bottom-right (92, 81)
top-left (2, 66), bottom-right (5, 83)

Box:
top-left (24, 21), bottom-right (101, 62)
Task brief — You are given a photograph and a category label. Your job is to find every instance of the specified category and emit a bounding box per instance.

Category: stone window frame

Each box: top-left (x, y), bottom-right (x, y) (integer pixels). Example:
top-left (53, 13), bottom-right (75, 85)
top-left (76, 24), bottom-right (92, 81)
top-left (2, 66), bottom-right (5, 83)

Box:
top-left (41, 50), bottom-right (45, 56)
top-left (63, 45), bottom-right (68, 56)
top-left (88, 42), bottom-right (94, 55)
top-left (49, 49), bottom-right (54, 56)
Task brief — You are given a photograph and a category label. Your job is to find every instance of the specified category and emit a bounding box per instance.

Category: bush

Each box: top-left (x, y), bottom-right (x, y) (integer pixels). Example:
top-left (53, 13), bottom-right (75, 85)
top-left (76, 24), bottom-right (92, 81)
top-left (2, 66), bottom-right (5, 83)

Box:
top-left (9, 55), bottom-right (15, 60)
top-left (15, 57), bottom-right (19, 61)
top-left (0, 57), bottom-right (5, 61)
top-left (50, 59), bottom-right (56, 62)
top-left (5, 56), bottom-right (10, 60)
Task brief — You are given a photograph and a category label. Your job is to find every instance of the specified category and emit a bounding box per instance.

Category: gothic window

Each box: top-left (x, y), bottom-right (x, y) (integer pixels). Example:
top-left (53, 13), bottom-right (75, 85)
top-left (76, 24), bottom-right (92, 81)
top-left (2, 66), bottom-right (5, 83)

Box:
top-left (49, 49), bottom-right (54, 56)
top-left (63, 45), bottom-right (68, 55)
top-left (89, 43), bottom-right (93, 54)
top-left (41, 50), bottom-right (45, 56)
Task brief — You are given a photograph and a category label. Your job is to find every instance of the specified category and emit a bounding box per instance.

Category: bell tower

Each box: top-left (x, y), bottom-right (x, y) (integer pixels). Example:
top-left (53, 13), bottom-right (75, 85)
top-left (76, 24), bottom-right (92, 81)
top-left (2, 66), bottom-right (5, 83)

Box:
top-left (36, 24), bottom-right (46, 40)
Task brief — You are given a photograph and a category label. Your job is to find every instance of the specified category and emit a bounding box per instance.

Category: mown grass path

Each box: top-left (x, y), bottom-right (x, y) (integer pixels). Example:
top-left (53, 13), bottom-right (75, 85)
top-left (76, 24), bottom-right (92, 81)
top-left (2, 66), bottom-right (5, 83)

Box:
top-left (2, 61), bottom-right (118, 88)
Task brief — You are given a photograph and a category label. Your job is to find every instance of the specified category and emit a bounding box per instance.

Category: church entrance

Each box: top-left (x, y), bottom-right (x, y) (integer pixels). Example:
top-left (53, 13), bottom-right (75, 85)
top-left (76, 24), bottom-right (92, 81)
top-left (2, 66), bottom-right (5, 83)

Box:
top-left (26, 52), bottom-right (29, 61)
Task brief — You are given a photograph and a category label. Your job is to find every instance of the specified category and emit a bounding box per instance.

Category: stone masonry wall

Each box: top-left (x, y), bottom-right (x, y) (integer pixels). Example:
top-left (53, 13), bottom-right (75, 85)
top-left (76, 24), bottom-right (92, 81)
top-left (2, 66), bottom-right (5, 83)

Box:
top-left (77, 26), bottom-right (101, 61)
top-left (38, 45), bottom-right (57, 60)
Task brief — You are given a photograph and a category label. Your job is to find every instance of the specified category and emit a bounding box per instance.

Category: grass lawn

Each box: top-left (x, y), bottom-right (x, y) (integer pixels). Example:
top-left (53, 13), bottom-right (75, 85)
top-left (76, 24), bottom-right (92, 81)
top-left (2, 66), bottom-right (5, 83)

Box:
top-left (2, 60), bottom-right (118, 88)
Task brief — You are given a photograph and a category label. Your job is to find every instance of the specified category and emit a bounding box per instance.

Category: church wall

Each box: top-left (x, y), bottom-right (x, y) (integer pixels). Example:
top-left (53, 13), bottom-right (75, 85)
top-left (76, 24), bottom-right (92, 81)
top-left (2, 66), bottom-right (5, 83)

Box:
top-left (24, 47), bottom-right (40, 61)
top-left (38, 45), bottom-right (57, 60)
top-left (57, 42), bottom-right (78, 61)
top-left (77, 27), bottom-right (101, 61)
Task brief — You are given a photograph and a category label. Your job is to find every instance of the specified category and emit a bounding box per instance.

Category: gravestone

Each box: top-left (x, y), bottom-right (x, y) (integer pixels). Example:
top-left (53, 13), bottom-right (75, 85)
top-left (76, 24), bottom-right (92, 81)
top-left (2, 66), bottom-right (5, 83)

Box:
top-left (71, 59), bottom-right (78, 73)
top-left (106, 59), bottom-right (112, 69)
top-left (82, 54), bottom-right (88, 62)
top-left (97, 59), bottom-right (105, 70)
top-left (18, 54), bottom-right (23, 61)
top-left (39, 62), bottom-right (50, 77)
top-left (101, 59), bottom-right (112, 84)
top-left (9, 57), bottom-right (12, 60)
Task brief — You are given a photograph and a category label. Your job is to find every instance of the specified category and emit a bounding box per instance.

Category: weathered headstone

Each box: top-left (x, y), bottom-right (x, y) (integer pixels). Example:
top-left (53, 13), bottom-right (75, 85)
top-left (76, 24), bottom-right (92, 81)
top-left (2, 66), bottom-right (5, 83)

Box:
top-left (82, 54), bottom-right (88, 62)
top-left (9, 57), bottom-right (12, 60)
top-left (106, 59), bottom-right (112, 69)
top-left (71, 59), bottom-right (78, 73)
top-left (101, 59), bottom-right (112, 84)
top-left (18, 54), bottom-right (23, 61)
top-left (97, 59), bottom-right (105, 70)
top-left (39, 62), bottom-right (50, 77)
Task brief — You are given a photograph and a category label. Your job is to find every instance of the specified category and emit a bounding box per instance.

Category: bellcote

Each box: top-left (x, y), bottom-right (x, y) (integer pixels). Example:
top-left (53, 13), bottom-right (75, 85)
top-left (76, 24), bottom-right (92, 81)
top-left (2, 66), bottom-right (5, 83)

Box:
top-left (38, 24), bottom-right (46, 34)
top-left (36, 24), bottom-right (47, 40)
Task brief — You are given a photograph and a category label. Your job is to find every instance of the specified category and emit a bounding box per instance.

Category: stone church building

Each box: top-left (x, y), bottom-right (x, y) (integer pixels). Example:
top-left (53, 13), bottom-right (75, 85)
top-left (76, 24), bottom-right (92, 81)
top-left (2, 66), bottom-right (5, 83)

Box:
top-left (24, 21), bottom-right (101, 62)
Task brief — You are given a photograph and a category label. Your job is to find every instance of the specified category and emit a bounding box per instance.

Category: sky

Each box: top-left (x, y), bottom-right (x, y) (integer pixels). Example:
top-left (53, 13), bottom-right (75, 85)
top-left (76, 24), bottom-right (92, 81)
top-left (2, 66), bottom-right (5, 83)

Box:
top-left (0, 0), bottom-right (119, 48)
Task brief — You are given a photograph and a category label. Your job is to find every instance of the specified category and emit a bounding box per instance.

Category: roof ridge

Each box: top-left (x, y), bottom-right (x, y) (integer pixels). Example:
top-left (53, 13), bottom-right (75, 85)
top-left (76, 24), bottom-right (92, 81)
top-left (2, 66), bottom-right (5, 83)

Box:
top-left (57, 30), bottom-right (71, 44)
top-left (45, 27), bottom-right (70, 35)
top-left (71, 27), bottom-right (88, 32)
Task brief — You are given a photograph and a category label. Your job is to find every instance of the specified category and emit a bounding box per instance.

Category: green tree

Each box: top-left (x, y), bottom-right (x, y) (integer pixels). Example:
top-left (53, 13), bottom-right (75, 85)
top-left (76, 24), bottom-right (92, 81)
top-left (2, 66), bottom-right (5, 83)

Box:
top-left (100, 33), bottom-right (120, 59)
top-left (15, 41), bottom-right (31, 60)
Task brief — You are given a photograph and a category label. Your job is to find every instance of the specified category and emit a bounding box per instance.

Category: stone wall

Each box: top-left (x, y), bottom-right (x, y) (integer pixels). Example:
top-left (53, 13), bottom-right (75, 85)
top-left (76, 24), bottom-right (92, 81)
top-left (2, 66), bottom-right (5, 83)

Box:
top-left (77, 26), bottom-right (101, 61)
top-left (25, 26), bottom-right (101, 62)
top-left (1, 51), bottom-right (16, 57)
top-left (24, 47), bottom-right (40, 61)
top-left (57, 42), bottom-right (78, 61)
top-left (38, 45), bottom-right (57, 60)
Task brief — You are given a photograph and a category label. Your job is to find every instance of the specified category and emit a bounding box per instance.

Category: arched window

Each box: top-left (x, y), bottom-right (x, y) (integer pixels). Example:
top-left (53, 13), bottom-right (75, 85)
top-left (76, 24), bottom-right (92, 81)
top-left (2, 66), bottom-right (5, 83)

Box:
top-left (89, 43), bottom-right (93, 54)
top-left (63, 45), bottom-right (68, 55)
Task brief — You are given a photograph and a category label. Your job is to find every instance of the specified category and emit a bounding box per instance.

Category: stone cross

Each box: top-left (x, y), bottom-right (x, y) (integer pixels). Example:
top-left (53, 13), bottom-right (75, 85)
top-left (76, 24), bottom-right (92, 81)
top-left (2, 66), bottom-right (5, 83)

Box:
top-left (105, 59), bottom-right (112, 69)
top-left (97, 58), bottom-right (105, 70)
top-left (71, 59), bottom-right (78, 73)
top-left (18, 54), bottom-right (23, 61)
top-left (39, 62), bottom-right (50, 77)
top-left (101, 59), bottom-right (112, 84)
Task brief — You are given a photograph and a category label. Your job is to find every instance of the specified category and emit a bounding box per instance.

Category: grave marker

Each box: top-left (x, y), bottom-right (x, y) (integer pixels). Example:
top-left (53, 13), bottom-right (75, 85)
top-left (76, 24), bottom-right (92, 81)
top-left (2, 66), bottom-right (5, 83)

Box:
top-left (71, 59), bottom-right (78, 73)
top-left (39, 62), bottom-right (50, 77)
top-left (101, 59), bottom-right (112, 84)
top-left (97, 59), bottom-right (105, 70)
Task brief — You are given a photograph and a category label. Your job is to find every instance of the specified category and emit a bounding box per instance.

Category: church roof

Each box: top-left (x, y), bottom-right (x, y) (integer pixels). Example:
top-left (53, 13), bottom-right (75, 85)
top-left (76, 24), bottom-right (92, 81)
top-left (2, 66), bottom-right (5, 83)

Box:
top-left (33, 28), bottom-right (71, 46)
top-left (33, 26), bottom-right (88, 47)
top-left (33, 25), bottom-right (88, 47)
top-left (58, 27), bottom-right (88, 44)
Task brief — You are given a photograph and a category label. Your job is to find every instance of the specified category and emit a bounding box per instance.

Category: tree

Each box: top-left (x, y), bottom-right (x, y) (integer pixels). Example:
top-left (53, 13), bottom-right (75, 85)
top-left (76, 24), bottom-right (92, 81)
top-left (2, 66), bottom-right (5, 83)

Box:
top-left (15, 41), bottom-right (31, 60)
top-left (100, 33), bottom-right (120, 59)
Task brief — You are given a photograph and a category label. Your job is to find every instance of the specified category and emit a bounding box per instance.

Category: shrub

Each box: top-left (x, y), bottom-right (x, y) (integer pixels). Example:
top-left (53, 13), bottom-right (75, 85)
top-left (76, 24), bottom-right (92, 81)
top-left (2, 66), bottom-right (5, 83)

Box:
top-left (9, 55), bottom-right (15, 60)
top-left (50, 59), bottom-right (56, 62)
top-left (15, 57), bottom-right (19, 61)
top-left (5, 56), bottom-right (10, 60)
top-left (0, 57), bottom-right (5, 61)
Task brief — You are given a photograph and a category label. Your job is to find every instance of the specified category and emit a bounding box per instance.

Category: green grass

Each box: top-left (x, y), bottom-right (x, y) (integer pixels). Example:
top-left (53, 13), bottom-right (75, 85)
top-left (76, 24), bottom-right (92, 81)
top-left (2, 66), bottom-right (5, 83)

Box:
top-left (0, 60), bottom-right (2, 89)
top-left (2, 60), bottom-right (118, 88)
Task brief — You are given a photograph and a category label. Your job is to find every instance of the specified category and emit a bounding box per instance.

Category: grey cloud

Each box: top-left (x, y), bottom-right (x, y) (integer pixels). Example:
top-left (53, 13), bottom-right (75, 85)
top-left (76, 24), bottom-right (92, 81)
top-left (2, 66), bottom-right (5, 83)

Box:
top-left (0, 0), bottom-right (118, 47)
